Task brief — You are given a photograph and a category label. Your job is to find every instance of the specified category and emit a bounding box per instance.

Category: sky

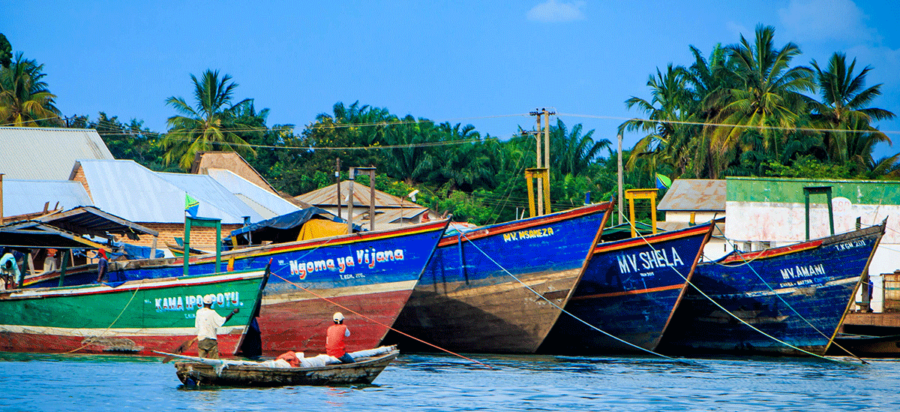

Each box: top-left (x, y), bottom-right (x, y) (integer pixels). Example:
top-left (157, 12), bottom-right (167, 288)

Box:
top-left (4, 0), bottom-right (900, 159)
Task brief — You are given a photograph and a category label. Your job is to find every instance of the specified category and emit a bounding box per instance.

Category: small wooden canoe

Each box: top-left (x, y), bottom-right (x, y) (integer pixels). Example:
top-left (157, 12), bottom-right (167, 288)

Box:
top-left (173, 349), bottom-right (400, 387)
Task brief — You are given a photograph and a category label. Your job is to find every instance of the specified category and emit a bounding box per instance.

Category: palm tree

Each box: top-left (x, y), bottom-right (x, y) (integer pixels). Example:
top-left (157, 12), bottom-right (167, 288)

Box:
top-left (811, 52), bottom-right (895, 166)
top-left (619, 64), bottom-right (695, 177)
top-left (717, 25), bottom-right (815, 160)
top-left (548, 119), bottom-right (610, 177)
top-left (0, 53), bottom-right (61, 127)
top-left (427, 123), bottom-right (499, 191)
top-left (161, 70), bottom-right (257, 169)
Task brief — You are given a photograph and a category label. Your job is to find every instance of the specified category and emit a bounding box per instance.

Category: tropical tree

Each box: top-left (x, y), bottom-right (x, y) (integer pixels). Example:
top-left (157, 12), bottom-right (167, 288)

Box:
top-left (810, 52), bottom-right (895, 166)
top-left (548, 119), bottom-right (610, 177)
top-left (0, 53), bottom-right (61, 127)
top-left (717, 25), bottom-right (815, 160)
top-left (619, 64), bottom-right (695, 177)
top-left (161, 70), bottom-right (258, 169)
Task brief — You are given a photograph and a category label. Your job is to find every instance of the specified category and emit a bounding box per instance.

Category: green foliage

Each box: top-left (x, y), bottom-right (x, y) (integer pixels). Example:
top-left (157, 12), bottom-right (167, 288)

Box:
top-left (161, 70), bottom-right (259, 170)
top-left (0, 53), bottom-right (61, 127)
top-left (0, 33), bottom-right (11, 69)
top-left (764, 155), bottom-right (855, 179)
top-left (621, 25), bottom-right (895, 181)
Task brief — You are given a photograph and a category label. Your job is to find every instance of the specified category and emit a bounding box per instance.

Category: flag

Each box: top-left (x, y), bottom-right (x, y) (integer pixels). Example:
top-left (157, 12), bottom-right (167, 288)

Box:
top-left (656, 174), bottom-right (672, 190)
top-left (185, 193), bottom-right (199, 218)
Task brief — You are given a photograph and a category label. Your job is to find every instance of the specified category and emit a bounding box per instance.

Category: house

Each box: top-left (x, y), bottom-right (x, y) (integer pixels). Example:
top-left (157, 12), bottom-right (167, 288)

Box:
top-left (295, 181), bottom-right (440, 231)
top-left (69, 159), bottom-right (299, 250)
top-left (0, 127), bottom-right (114, 180)
top-left (657, 179), bottom-right (733, 260)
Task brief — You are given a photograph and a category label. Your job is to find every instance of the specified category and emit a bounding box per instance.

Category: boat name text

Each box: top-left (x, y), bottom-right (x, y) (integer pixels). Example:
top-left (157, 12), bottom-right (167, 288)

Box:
top-left (288, 248), bottom-right (406, 279)
top-left (153, 292), bottom-right (242, 312)
top-left (502, 227), bottom-right (555, 242)
top-left (616, 247), bottom-right (685, 276)
top-left (780, 264), bottom-right (826, 280)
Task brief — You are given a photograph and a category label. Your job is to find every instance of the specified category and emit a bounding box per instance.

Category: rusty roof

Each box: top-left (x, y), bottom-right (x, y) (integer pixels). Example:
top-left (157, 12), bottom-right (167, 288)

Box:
top-left (657, 179), bottom-right (726, 212)
top-left (295, 181), bottom-right (418, 208)
top-left (190, 151), bottom-right (277, 194)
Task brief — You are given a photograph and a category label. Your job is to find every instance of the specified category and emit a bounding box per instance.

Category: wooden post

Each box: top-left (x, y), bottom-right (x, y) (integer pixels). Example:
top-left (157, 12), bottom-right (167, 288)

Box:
top-left (183, 217), bottom-right (192, 277)
top-left (617, 134), bottom-right (624, 225)
top-left (347, 168), bottom-right (355, 233)
top-left (0, 173), bottom-right (4, 225)
top-left (368, 170), bottom-right (375, 232)
top-left (58, 251), bottom-right (69, 287)
top-left (336, 158), bottom-right (342, 219)
top-left (625, 189), bottom-right (658, 238)
top-left (525, 169), bottom-right (536, 218)
top-left (150, 236), bottom-right (158, 259)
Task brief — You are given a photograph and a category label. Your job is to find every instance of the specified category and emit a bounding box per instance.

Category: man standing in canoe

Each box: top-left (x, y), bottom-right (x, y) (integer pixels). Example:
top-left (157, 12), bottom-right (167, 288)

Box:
top-left (195, 295), bottom-right (239, 359)
top-left (327, 312), bottom-right (354, 363)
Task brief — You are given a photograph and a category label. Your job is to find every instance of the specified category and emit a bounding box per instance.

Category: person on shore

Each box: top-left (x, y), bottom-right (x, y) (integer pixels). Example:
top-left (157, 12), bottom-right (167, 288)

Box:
top-left (95, 249), bottom-right (108, 283)
top-left (1, 252), bottom-right (21, 289)
top-left (326, 312), bottom-right (354, 364)
top-left (195, 295), bottom-right (239, 359)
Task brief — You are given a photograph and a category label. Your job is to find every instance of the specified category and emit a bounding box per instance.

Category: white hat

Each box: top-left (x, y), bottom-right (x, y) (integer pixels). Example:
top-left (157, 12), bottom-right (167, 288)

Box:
top-left (203, 295), bottom-right (214, 305)
top-left (333, 312), bottom-right (344, 322)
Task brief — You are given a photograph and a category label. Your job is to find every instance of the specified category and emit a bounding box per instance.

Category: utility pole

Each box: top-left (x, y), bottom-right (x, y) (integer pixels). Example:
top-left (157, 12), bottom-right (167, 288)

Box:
top-left (542, 108), bottom-right (555, 214)
top-left (617, 134), bottom-right (624, 225)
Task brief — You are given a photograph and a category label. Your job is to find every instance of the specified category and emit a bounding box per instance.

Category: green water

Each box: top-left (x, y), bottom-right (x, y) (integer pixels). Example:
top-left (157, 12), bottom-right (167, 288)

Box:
top-left (1, 352), bottom-right (898, 410)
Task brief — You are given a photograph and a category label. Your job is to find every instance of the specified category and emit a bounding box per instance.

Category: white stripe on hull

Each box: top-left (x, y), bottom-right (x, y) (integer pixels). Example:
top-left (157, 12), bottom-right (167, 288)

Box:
top-left (0, 324), bottom-right (246, 337)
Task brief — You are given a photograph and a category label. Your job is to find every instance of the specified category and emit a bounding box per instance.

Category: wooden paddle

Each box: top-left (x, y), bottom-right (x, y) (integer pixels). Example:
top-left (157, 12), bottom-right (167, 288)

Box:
top-left (162, 337), bottom-right (197, 363)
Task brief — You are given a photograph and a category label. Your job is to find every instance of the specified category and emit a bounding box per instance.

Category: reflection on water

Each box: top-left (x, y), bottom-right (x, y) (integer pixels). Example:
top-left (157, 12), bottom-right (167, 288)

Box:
top-left (2, 351), bottom-right (899, 411)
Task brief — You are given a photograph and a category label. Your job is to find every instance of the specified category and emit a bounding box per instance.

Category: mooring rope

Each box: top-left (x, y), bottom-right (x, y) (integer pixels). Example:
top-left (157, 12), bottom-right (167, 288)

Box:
top-left (455, 231), bottom-right (689, 363)
top-left (619, 215), bottom-right (860, 365)
top-left (710, 221), bottom-right (866, 363)
top-left (63, 283), bottom-right (142, 354)
top-left (269, 271), bottom-right (492, 369)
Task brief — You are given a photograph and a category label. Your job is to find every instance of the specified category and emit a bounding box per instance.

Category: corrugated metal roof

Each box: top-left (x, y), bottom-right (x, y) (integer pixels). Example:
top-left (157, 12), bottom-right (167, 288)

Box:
top-left (658, 179), bottom-right (726, 212)
top-left (295, 181), bottom-right (414, 208)
top-left (78, 160), bottom-right (262, 224)
top-left (2, 179), bottom-right (93, 217)
top-left (206, 169), bottom-right (299, 218)
top-left (0, 127), bottom-right (114, 180)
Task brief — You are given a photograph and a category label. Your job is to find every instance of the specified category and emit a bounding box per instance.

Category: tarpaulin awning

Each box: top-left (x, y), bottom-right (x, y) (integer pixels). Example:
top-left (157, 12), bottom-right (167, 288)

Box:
top-left (229, 207), bottom-right (357, 245)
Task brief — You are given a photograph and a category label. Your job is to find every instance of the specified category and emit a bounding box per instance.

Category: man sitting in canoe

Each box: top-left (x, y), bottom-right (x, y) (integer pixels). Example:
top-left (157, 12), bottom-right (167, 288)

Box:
top-left (327, 312), bottom-right (354, 363)
top-left (195, 295), bottom-right (239, 359)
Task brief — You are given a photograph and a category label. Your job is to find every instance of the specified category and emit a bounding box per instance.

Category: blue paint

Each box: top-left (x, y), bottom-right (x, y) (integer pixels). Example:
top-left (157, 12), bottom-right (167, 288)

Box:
top-left (543, 223), bottom-right (712, 353)
top-left (29, 225), bottom-right (448, 295)
top-left (660, 225), bottom-right (883, 355)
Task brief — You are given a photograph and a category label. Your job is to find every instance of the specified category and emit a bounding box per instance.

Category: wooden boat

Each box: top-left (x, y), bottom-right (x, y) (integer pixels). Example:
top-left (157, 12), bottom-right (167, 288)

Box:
top-left (826, 334), bottom-right (900, 357)
top-left (171, 348), bottom-right (400, 387)
top-left (0, 268), bottom-right (267, 355)
top-left (541, 222), bottom-right (715, 354)
top-left (23, 216), bottom-right (450, 355)
top-left (388, 202), bottom-right (614, 354)
top-left (658, 223), bottom-right (886, 356)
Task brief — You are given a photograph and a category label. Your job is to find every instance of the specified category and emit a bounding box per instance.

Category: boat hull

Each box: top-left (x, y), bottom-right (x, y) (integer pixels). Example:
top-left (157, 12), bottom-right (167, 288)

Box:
top-left (0, 271), bottom-right (265, 355)
top-left (541, 223), bottom-right (713, 354)
top-left (175, 350), bottom-right (399, 387)
top-left (659, 225), bottom-right (884, 356)
top-left (389, 203), bottom-right (612, 354)
top-left (23, 221), bottom-right (449, 355)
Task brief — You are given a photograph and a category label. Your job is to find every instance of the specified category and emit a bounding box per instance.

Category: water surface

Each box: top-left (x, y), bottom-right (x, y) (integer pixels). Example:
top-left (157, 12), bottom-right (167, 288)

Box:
top-left (1, 352), bottom-right (897, 411)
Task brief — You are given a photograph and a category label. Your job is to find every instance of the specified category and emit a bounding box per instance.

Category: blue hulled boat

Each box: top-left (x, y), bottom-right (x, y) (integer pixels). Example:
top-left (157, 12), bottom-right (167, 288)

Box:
top-left (388, 202), bottom-right (613, 354)
top-left (541, 222), bottom-right (714, 354)
top-left (658, 223), bottom-right (885, 356)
